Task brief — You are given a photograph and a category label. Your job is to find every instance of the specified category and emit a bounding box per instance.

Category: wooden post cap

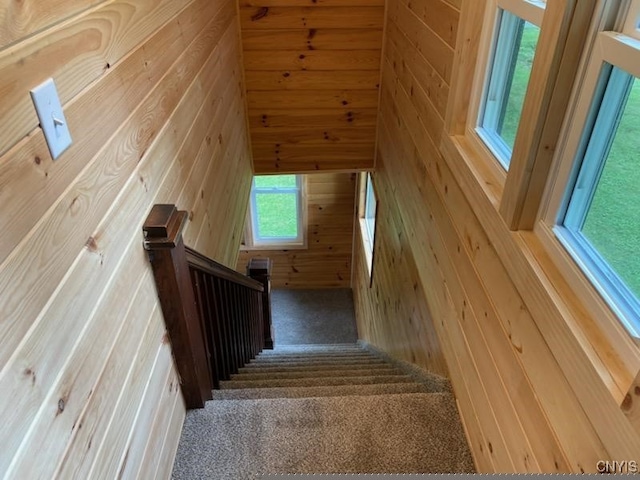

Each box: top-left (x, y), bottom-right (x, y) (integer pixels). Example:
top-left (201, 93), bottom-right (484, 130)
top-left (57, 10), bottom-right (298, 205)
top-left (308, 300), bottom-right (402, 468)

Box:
top-left (143, 204), bottom-right (188, 249)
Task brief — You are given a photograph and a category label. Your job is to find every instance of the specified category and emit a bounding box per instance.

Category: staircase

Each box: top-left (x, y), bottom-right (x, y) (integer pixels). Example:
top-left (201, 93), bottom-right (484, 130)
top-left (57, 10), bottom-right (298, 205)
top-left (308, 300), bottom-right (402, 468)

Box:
top-left (171, 343), bottom-right (475, 478)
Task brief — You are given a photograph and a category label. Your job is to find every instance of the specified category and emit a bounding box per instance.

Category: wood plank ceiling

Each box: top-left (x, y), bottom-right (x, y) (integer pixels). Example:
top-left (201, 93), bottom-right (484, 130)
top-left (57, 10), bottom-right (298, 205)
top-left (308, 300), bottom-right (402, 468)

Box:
top-left (239, 0), bottom-right (385, 173)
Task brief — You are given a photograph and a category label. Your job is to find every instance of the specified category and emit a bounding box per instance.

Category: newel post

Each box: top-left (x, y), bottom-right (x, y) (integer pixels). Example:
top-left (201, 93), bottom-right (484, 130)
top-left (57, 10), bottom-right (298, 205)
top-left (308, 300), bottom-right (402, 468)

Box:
top-left (247, 258), bottom-right (274, 349)
top-left (143, 204), bottom-right (212, 408)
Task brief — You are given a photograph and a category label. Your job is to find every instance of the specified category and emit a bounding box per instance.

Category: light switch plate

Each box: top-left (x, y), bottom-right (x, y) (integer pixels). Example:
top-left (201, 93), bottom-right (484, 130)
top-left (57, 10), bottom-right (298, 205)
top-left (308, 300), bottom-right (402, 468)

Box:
top-left (30, 78), bottom-right (72, 160)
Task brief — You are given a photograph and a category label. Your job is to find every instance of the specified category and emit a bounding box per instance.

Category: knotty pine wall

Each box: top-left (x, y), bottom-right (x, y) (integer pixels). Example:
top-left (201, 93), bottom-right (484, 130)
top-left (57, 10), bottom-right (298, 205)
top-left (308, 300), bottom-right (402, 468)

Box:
top-left (353, 0), bottom-right (640, 473)
top-left (238, 173), bottom-right (355, 288)
top-left (239, 0), bottom-right (383, 173)
top-left (0, 0), bottom-right (252, 477)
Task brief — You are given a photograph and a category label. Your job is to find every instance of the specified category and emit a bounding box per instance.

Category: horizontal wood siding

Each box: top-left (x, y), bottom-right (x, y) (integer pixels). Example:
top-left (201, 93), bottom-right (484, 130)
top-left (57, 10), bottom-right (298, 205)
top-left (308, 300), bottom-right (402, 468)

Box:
top-left (0, 0), bottom-right (252, 477)
top-left (240, 0), bottom-right (384, 173)
top-left (237, 173), bottom-right (355, 288)
top-left (353, 0), bottom-right (640, 472)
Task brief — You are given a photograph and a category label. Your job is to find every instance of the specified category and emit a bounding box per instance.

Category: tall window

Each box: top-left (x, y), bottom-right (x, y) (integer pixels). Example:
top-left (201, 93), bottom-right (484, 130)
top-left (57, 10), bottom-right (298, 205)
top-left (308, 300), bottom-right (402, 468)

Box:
top-left (476, 0), bottom-right (544, 169)
top-left (550, 2), bottom-right (640, 337)
top-left (245, 175), bottom-right (305, 248)
top-left (359, 173), bottom-right (377, 277)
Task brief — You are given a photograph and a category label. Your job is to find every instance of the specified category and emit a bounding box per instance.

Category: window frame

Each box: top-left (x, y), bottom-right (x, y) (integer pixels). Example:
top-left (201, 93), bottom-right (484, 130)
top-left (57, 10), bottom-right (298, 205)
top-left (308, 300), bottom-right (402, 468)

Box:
top-left (539, 13), bottom-right (640, 340)
top-left (357, 172), bottom-right (378, 281)
top-left (476, 0), bottom-right (544, 172)
top-left (444, 0), bottom-right (640, 402)
top-left (242, 174), bottom-right (307, 250)
top-left (468, 0), bottom-right (545, 171)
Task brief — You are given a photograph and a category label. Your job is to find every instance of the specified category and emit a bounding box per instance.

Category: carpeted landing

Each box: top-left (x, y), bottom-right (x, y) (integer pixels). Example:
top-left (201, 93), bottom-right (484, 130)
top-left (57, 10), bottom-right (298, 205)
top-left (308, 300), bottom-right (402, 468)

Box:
top-left (171, 344), bottom-right (475, 479)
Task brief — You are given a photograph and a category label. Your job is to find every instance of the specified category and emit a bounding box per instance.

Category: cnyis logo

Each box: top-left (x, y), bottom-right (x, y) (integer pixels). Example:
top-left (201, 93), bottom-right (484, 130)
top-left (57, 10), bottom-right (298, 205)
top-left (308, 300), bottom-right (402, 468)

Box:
top-left (596, 460), bottom-right (639, 473)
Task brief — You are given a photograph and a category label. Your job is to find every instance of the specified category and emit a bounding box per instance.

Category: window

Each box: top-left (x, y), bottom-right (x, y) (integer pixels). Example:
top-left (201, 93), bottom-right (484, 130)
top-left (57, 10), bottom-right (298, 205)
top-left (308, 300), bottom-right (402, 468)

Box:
top-left (364, 175), bottom-right (377, 245)
top-left (546, 2), bottom-right (640, 337)
top-left (476, 0), bottom-right (544, 170)
top-left (244, 175), bottom-right (305, 249)
top-left (442, 0), bottom-right (640, 403)
top-left (358, 173), bottom-right (377, 277)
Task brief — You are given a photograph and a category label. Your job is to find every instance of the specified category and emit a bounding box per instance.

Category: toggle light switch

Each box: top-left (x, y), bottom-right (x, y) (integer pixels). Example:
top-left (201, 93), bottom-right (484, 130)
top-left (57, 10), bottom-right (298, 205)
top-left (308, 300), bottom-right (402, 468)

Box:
top-left (30, 78), bottom-right (73, 160)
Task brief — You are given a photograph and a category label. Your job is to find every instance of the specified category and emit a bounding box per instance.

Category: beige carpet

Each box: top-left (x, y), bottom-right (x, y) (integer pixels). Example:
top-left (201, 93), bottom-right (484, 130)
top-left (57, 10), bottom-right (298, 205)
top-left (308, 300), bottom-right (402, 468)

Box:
top-left (171, 344), bottom-right (475, 479)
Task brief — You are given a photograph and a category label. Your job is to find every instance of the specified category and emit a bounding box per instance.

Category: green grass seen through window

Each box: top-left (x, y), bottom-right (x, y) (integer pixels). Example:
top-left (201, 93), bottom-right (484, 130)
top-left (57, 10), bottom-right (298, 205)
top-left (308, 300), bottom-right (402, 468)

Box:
top-left (253, 175), bottom-right (299, 240)
top-left (509, 30), bottom-right (638, 298)
top-left (499, 22), bottom-right (540, 148)
top-left (581, 79), bottom-right (640, 297)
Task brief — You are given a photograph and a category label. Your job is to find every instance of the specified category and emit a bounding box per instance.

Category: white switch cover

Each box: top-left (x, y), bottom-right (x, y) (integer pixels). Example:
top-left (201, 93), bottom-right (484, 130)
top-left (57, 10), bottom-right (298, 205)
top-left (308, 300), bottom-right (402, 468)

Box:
top-left (30, 78), bottom-right (72, 160)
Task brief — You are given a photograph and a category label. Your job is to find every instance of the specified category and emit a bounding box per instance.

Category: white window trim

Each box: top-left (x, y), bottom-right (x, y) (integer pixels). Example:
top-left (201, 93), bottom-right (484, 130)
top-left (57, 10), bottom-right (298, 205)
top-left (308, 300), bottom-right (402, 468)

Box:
top-left (242, 175), bottom-right (307, 250)
top-left (538, 3), bottom-right (640, 349)
top-left (623, 0), bottom-right (640, 39)
top-left (358, 173), bottom-right (377, 280)
top-left (467, 0), bottom-right (546, 173)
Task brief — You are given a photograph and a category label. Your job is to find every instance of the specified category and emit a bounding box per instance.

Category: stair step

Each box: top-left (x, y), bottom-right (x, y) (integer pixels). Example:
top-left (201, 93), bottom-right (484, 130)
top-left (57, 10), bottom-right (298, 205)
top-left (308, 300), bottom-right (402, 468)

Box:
top-left (258, 347), bottom-right (365, 356)
top-left (245, 357), bottom-right (380, 367)
top-left (212, 382), bottom-right (433, 400)
top-left (262, 344), bottom-right (361, 353)
top-left (219, 374), bottom-right (414, 390)
top-left (256, 351), bottom-right (377, 360)
top-left (245, 360), bottom-right (386, 371)
top-left (254, 352), bottom-right (373, 361)
top-left (239, 362), bottom-right (391, 374)
top-left (173, 392), bottom-right (475, 476)
top-left (230, 367), bottom-right (402, 381)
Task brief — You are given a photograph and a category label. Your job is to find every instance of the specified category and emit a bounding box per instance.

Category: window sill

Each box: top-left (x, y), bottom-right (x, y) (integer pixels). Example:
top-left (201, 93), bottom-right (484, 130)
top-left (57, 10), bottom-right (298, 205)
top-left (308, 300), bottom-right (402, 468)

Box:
top-left (440, 131), bottom-right (640, 409)
top-left (240, 242), bottom-right (308, 252)
top-left (441, 133), bottom-right (506, 211)
top-left (528, 222), bottom-right (640, 402)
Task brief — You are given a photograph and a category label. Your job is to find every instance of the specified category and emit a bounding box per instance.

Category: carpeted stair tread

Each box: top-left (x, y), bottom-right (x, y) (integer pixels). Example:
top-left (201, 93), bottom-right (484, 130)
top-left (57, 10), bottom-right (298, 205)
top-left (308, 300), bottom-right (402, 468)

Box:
top-left (238, 362), bottom-right (394, 374)
top-left (219, 374), bottom-right (414, 389)
top-left (230, 367), bottom-right (403, 381)
top-left (261, 344), bottom-right (362, 353)
top-left (212, 382), bottom-right (434, 400)
top-left (252, 353), bottom-right (375, 360)
top-left (260, 348), bottom-right (366, 356)
top-left (251, 353), bottom-right (380, 363)
top-left (249, 357), bottom-right (382, 367)
top-left (172, 392), bottom-right (475, 478)
top-left (257, 348), bottom-right (367, 356)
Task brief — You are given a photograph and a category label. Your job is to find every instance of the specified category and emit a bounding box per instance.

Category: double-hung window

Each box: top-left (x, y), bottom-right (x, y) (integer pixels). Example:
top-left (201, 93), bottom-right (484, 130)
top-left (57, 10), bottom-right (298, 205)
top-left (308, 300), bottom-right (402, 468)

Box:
top-left (550, 1), bottom-right (640, 337)
top-left (475, 0), bottom-right (545, 170)
top-left (245, 175), bottom-right (305, 249)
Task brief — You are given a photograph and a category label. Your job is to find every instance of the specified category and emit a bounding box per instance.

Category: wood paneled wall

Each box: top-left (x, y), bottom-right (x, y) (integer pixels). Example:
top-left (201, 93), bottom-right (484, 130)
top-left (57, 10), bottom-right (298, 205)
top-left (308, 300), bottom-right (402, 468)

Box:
top-left (237, 173), bottom-right (355, 288)
top-left (0, 1), bottom-right (252, 477)
top-left (239, 0), bottom-right (384, 173)
top-left (353, 0), bottom-right (640, 473)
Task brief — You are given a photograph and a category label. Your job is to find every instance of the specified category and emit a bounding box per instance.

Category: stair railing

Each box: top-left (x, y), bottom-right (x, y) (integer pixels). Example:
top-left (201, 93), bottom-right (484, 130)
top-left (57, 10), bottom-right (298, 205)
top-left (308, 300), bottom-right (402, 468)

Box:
top-left (142, 204), bottom-right (272, 409)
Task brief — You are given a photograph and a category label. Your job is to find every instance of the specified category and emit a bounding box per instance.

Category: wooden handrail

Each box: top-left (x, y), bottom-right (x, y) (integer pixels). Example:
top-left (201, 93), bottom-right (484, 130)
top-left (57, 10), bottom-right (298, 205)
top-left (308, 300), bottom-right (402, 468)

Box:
top-left (143, 204), bottom-right (272, 409)
top-left (186, 246), bottom-right (263, 292)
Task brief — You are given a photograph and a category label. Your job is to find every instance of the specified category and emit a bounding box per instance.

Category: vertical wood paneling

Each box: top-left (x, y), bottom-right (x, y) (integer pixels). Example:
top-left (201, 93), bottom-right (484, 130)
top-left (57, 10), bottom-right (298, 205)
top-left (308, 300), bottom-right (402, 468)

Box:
top-left (239, 1), bottom-right (384, 173)
top-left (237, 173), bottom-right (355, 288)
top-left (353, 0), bottom-right (640, 473)
top-left (0, 0), bottom-right (252, 477)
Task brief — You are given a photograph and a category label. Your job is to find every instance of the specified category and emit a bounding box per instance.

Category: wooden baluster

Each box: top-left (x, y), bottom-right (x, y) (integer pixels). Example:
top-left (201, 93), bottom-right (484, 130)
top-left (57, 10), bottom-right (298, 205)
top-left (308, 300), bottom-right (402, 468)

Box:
top-left (142, 205), bottom-right (212, 408)
top-left (255, 291), bottom-right (264, 355)
top-left (247, 258), bottom-right (274, 349)
top-left (240, 286), bottom-right (249, 363)
top-left (248, 287), bottom-right (257, 358)
top-left (226, 281), bottom-right (241, 373)
top-left (232, 282), bottom-right (243, 371)
top-left (211, 277), bottom-right (231, 380)
top-left (244, 286), bottom-right (251, 359)
top-left (190, 269), bottom-right (219, 390)
top-left (235, 283), bottom-right (248, 364)
top-left (201, 272), bottom-right (226, 385)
